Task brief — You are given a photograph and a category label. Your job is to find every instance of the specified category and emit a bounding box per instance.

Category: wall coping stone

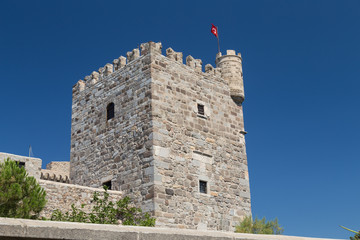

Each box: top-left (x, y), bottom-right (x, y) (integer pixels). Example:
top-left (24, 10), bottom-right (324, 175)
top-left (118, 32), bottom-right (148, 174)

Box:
top-left (39, 179), bottom-right (123, 196)
top-left (0, 218), bottom-right (343, 240)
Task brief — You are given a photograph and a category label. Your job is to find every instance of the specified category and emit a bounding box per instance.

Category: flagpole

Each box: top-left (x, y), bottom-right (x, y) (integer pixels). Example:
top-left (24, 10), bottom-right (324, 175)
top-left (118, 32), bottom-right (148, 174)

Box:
top-left (211, 24), bottom-right (221, 54)
top-left (217, 26), bottom-right (221, 54)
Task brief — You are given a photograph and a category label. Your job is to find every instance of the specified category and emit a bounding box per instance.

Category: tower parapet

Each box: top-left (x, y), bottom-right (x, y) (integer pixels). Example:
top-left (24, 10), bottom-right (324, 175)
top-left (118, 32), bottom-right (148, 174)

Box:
top-left (73, 42), bottom-right (244, 96)
top-left (215, 50), bottom-right (244, 104)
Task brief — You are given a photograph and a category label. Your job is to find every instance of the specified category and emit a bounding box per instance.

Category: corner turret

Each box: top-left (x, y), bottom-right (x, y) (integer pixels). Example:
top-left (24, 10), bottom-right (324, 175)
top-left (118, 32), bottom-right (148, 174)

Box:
top-left (215, 50), bottom-right (244, 104)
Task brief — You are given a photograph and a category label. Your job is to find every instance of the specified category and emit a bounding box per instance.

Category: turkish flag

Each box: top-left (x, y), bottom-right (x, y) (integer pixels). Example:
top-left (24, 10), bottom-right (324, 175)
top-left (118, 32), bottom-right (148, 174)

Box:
top-left (211, 24), bottom-right (218, 37)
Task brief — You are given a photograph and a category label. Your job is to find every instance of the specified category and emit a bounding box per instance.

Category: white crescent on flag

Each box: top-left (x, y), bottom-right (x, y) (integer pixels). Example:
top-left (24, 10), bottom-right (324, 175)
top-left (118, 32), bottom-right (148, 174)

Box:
top-left (211, 24), bottom-right (218, 37)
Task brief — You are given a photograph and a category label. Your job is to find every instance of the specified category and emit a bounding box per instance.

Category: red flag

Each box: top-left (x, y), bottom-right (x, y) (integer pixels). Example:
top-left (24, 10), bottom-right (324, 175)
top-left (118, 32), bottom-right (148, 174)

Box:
top-left (211, 24), bottom-right (218, 37)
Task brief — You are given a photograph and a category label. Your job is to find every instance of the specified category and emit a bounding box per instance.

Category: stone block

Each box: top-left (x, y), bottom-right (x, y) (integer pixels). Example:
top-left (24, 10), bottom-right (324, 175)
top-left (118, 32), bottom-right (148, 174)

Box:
top-left (154, 146), bottom-right (170, 158)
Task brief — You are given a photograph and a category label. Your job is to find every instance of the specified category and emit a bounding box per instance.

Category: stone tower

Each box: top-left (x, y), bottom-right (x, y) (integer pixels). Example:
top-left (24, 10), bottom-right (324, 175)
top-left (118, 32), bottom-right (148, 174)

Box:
top-left (70, 42), bottom-right (251, 231)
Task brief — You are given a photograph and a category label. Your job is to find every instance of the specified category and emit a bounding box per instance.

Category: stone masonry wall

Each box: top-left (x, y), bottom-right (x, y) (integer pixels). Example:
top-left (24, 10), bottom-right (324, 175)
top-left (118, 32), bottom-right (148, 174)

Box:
top-left (39, 180), bottom-right (123, 219)
top-left (70, 48), bottom-right (155, 212)
top-left (0, 152), bottom-right (42, 180)
top-left (41, 161), bottom-right (70, 183)
top-left (150, 52), bottom-right (250, 231)
top-left (70, 42), bottom-right (251, 231)
top-left (44, 161), bottom-right (70, 177)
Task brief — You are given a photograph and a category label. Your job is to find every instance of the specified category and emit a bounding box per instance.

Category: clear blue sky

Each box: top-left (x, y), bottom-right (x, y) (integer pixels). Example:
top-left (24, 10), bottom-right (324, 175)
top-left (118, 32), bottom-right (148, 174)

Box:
top-left (0, 0), bottom-right (359, 238)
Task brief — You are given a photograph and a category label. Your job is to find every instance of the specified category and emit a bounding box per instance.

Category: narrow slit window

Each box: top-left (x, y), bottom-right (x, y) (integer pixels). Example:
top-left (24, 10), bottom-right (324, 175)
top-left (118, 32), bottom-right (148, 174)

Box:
top-left (197, 104), bottom-right (205, 116)
top-left (107, 102), bottom-right (115, 121)
top-left (199, 180), bottom-right (207, 194)
top-left (103, 180), bottom-right (112, 190)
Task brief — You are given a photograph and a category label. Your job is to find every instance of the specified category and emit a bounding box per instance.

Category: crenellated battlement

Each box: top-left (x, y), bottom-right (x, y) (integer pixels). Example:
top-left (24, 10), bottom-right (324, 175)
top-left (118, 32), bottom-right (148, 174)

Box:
top-left (126, 48), bottom-right (140, 62)
top-left (186, 55), bottom-right (202, 73)
top-left (140, 41), bottom-right (162, 55)
top-left (113, 56), bottom-right (126, 70)
top-left (166, 48), bottom-right (182, 63)
top-left (40, 171), bottom-right (70, 183)
top-left (40, 161), bottom-right (70, 183)
top-left (73, 41), bottom-right (243, 102)
top-left (73, 43), bottom-right (153, 94)
top-left (205, 64), bottom-right (222, 77)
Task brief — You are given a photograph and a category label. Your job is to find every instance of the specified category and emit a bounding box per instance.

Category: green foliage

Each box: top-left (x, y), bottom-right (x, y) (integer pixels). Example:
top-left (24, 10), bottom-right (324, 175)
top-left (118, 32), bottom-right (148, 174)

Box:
top-left (115, 196), bottom-right (155, 226)
top-left (51, 204), bottom-right (88, 223)
top-left (51, 187), bottom-right (155, 226)
top-left (340, 226), bottom-right (360, 240)
top-left (89, 190), bottom-right (117, 224)
top-left (351, 232), bottom-right (360, 240)
top-left (235, 216), bottom-right (284, 234)
top-left (0, 158), bottom-right (46, 219)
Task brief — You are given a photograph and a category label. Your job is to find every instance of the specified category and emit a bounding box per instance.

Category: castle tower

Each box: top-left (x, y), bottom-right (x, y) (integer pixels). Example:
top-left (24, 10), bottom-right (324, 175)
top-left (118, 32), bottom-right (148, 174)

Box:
top-left (215, 50), bottom-right (245, 105)
top-left (70, 42), bottom-right (251, 231)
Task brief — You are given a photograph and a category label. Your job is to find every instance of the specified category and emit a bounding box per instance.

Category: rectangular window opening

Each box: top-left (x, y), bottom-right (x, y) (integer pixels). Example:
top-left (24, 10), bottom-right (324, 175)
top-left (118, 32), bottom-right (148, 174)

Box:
top-left (197, 104), bottom-right (205, 116)
top-left (199, 180), bottom-right (207, 194)
top-left (103, 180), bottom-right (112, 190)
top-left (16, 161), bottom-right (25, 168)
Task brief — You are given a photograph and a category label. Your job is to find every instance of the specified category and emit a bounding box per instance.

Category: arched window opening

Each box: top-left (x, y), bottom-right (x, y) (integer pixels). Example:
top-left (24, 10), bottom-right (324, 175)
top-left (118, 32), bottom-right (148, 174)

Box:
top-left (107, 102), bottom-right (115, 121)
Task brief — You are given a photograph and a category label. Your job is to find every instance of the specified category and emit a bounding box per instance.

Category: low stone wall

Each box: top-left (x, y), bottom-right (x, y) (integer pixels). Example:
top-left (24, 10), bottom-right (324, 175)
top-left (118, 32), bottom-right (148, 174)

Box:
top-left (0, 218), bottom-right (343, 240)
top-left (39, 180), bottom-right (123, 219)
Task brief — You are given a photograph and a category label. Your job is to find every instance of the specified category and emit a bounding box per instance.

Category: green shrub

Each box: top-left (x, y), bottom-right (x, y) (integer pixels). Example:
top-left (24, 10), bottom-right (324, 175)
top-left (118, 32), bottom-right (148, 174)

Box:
top-left (0, 158), bottom-right (46, 219)
top-left (51, 204), bottom-right (88, 223)
top-left (351, 232), bottom-right (360, 240)
top-left (235, 216), bottom-right (283, 234)
top-left (115, 195), bottom-right (155, 226)
top-left (51, 187), bottom-right (155, 226)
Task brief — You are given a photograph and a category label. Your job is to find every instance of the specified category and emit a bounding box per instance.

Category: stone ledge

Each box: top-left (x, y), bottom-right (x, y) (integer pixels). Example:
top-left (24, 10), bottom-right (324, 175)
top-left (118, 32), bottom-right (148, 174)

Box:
top-left (0, 218), bottom-right (343, 240)
top-left (39, 179), bottom-right (122, 194)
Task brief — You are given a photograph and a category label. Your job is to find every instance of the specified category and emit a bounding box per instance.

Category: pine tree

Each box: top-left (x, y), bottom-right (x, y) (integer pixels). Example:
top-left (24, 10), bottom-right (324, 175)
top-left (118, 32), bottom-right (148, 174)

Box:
top-left (340, 226), bottom-right (360, 240)
top-left (0, 158), bottom-right (46, 219)
top-left (235, 216), bottom-right (284, 234)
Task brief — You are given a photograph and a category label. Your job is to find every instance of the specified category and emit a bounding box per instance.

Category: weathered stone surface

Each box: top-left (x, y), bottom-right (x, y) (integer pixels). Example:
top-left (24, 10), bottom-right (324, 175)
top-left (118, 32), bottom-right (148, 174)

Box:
top-left (0, 152), bottom-right (42, 180)
top-left (70, 41), bottom-right (250, 231)
top-left (166, 48), bottom-right (183, 63)
top-left (150, 49), bottom-right (249, 231)
top-left (127, 48), bottom-right (140, 62)
top-left (41, 161), bottom-right (70, 183)
top-left (141, 42), bottom-right (162, 55)
top-left (39, 180), bottom-right (122, 219)
top-left (215, 50), bottom-right (244, 104)
top-left (70, 47), bottom-right (155, 213)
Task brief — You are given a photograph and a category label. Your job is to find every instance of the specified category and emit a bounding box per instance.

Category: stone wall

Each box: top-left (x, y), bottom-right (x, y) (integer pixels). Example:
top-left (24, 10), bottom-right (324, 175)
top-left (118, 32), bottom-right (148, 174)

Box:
top-left (0, 152), bottom-right (42, 180)
top-left (70, 45), bottom-right (155, 213)
top-left (41, 161), bottom-right (70, 183)
top-left (0, 218), bottom-right (344, 240)
top-left (39, 180), bottom-right (123, 219)
top-left (150, 51), bottom-right (250, 231)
